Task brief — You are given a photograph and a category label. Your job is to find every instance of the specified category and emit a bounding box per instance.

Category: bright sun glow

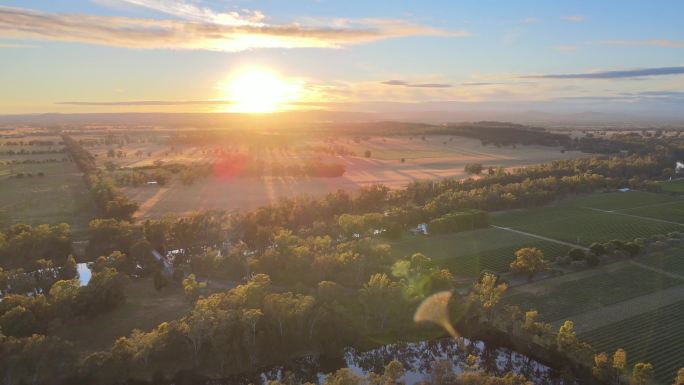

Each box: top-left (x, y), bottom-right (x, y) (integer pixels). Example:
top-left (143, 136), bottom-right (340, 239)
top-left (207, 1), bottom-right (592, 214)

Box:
top-left (224, 69), bottom-right (301, 113)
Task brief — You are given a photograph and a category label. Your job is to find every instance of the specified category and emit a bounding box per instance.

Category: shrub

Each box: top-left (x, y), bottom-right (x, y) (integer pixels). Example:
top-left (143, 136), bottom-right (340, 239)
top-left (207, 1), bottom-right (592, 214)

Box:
top-left (556, 255), bottom-right (571, 266)
top-left (568, 248), bottom-right (585, 261)
top-left (585, 253), bottom-right (600, 267)
top-left (464, 163), bottom-right (483, 175)
top-left (608, 239), bottom-right (626, 250)
top-left (589, 242), bottom-right (607, 256)
top-left (623, 242), bottom-right (641, 257)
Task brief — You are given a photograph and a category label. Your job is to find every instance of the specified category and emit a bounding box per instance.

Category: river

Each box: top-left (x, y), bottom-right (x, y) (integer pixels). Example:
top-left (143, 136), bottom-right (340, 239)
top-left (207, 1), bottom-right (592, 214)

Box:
top-left (214, 336), bottom-right (569, 385)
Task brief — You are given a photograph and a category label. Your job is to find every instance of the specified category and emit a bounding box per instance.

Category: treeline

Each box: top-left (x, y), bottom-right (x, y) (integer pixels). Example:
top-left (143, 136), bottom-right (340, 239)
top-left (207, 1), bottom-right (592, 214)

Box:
top-left (429, 122), bottom-right (572, 147)
top-left (2, 158), bottom-right (68, 166)
top-left (0, 223), bottom-right (72, 270)
top-left (401, 153), bottom-right (669, 206)
top-left (317, 121), bottom-right (572, 148)
top-left (0, 256), bottom-right (77, 296)
top-left (112, 169), bottom-right (171, 187)
top-left (0, 148), bottom-right (65, 155)
top-left (428, 210), bottom-right (488, 234)
top-left (62, 135), bottom-right (138, 220)
top-left (1, 140), bottom-right (62, 146)
top-left (424, 173), bottom-right (616, 217)
top-left (9, 171), bottom-right (46, 178)
top-left (569, 131), bottom-right (684, 157)
top-left (111, 158), bottom-right (346, 188)
top-left (0, 267), bottom-right (126, 338)
top-left (570, 136), bottom-right (647, 154)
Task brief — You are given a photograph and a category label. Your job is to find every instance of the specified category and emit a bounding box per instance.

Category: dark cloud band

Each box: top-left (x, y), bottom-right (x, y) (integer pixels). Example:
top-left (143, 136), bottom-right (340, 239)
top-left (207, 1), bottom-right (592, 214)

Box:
top-left (522, 66), bottom-right (684, 79)
top-left (381, 80), bottom-right (452, 88)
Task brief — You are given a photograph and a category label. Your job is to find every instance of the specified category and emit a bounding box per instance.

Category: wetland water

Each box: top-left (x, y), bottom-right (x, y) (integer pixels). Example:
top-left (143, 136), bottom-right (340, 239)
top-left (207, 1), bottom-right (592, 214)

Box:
top-left (217, 336), bottom-right (569, 385)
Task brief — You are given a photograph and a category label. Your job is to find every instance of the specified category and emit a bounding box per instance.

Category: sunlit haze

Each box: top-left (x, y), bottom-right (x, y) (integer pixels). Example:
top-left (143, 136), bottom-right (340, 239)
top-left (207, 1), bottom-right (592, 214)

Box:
top-left (221, 69), bottom-right (301, 113)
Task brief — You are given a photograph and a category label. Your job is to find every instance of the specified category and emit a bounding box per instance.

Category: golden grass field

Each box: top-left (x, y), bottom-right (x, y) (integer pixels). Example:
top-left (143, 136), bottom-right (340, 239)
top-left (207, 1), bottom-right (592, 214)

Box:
top-left (102, 135), bottom-right (586, 219)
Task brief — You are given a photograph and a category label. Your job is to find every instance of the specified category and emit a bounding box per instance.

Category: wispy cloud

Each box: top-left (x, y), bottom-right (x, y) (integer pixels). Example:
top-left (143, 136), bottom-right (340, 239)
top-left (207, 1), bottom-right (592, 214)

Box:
top-left (561, 15), bottom-right (585, 22)
top-left (635, 91), bottom-right (684, 98)
top-left (381, 80), bottom-right (452, 88)
top-left (55, 100), bottom-right (232, 106)
top-left (460, 82), bottom-right (505, 86)
top-left (0, 42), bottom-right (37, 48)
top-left (0, 5), bottom-right (467, 52)
top-left (95, 0), bottom-right (265, 26)
top-left (522, 66), bottom-right (684, 79)
top-left (382, 80), bottom-right (409, 86)
top-left (597, 39), bottom-right (684, 48)
top-left (558, 91), bottom-right (684, 103)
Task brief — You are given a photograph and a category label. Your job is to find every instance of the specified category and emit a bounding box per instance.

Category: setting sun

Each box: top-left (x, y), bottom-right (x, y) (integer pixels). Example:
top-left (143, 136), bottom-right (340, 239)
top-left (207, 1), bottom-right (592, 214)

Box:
top-left (224, 69), bottom-right (300, 113)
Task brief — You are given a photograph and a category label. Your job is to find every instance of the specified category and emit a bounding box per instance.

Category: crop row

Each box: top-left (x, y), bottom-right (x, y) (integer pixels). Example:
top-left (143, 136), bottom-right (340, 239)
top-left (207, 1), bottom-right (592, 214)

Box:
top-left (493, 207), bottom-right (681, 246)
top-left (640, 247), bottom-right (684, 276)
top-left (440, 240), bottom-right (571, 277)
top-left (504, 265), bottom-right (683, 322)
top-left (581, 300), bottom-right (684, 385)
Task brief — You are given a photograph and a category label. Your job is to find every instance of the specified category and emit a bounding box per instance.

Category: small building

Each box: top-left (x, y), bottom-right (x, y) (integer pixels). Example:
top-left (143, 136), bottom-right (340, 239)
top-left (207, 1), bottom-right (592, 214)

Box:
top-left (676, 162), bottom-right (684, 174)
top-left (409, 223), bottom-right (429, 235)
top-left (152, 250), bottom-right (174, 276)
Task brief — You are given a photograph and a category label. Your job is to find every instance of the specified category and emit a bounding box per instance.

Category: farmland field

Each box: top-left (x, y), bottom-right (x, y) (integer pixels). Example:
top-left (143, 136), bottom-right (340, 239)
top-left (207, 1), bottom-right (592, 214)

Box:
top-left (388, 227), bottom-right (571, 277)
top-left (86, 134), bottom-right (585, 219)
top-left (56, 278), bottom-right (192, 354)
top-left (569, 190), bottom-right (679, 211)
top-left (390, 191), bottom-right (684, 278)
top-left (581, 300), bottom-right (684, 385)
top-left (491, 190), bottom-right (684, 385)
top-left (0, 135), bottom-right (96, 235)
top-left (660, 179), bottom-right (684, 193)
top-left (504, 264), bottom-right (683, 322)
top-left (619, 200), bottom-right (684, 224)
top-left (491, 192), bottom-right (684, 246)
top-left (572, 190), bottom-right (684, 224)
top-left (639, 245), bottom-right (684, 276)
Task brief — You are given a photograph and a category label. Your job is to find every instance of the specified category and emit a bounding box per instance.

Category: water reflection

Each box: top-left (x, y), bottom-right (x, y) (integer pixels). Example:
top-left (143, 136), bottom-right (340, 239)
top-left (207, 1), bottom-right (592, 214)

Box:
top-left (77, 263), bottom-right (92, 286)
top-left (219, 337), bottom-right (567, 385)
